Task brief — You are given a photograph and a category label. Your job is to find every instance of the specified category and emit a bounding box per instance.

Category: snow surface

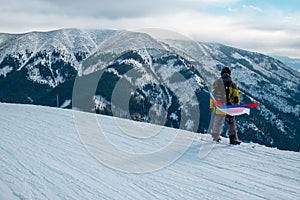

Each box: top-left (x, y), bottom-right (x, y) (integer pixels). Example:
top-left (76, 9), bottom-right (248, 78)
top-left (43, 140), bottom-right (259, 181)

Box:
top-left (1, 103), bottom-right (300, 199)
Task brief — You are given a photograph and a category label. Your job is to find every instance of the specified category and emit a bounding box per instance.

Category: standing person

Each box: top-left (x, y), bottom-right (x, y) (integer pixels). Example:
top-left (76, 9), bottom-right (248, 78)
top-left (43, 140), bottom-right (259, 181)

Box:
top-left (210, 67), bottom-right (241, 145)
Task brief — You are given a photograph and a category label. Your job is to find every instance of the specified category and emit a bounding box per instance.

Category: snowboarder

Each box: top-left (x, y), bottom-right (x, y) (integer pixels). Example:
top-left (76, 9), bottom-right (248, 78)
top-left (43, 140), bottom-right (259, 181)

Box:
top-left (210, 67), bottom-right (241, 145)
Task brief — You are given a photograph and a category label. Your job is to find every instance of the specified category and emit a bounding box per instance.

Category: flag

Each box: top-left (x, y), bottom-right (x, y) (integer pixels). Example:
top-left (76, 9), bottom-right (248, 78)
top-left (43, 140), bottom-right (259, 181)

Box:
top-left (210, 93), bottom-right (257, 116)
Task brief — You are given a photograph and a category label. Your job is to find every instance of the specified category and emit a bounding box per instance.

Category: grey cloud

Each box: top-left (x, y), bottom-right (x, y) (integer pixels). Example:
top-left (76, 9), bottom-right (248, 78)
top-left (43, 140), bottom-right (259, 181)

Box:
top-left (245, 22), bottom-right (300, 33)
top-left (11, 0), bottom-right (185, 19)
top-left (1, 0), bottom-right (60, 17)
top-left (2, 0), bottom-right (214, 19)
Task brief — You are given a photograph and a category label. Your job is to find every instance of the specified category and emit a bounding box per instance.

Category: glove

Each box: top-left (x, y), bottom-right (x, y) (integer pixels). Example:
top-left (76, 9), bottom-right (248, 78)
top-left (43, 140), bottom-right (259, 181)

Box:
top-left (233, 96), bottom-right (239, 104)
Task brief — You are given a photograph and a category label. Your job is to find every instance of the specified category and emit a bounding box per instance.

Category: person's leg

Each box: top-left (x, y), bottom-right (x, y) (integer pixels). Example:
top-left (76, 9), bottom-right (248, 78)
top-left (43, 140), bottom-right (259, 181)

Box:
top-left (226, 116), bottom-right (240, 144)
top-left (211, 114), bottom-right (224, 141)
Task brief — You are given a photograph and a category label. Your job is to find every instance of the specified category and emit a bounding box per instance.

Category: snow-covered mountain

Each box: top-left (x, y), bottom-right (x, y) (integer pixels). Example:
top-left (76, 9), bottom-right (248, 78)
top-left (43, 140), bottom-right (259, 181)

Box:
top-left (1, 103), bottom-right (299, 199)
top-left (273, 55), bottom-right (300, 72)
top-left (0, 29), bottom-right (118, 87)
top-left (0, 28), bottom-right (299, 151)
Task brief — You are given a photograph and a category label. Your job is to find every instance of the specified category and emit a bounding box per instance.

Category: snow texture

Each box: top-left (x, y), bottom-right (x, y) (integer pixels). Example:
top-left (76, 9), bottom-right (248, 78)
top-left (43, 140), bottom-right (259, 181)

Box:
top-left (0, 66), bottom-right (13, 77)
top-left (0, 103), bottom-right (299, 199)
top-left (60, 99), bottom-right (71, 108)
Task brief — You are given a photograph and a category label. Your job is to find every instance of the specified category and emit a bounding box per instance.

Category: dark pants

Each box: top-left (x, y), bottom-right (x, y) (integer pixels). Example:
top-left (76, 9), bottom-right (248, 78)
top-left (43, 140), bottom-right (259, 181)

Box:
top-left (211, 114), bottom-right (238, 140)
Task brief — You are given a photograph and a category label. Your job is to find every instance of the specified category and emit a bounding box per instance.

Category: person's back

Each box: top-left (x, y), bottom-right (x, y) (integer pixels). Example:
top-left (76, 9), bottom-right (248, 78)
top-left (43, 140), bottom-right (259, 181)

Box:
top-left (210, 67), bottom-right (241, 144)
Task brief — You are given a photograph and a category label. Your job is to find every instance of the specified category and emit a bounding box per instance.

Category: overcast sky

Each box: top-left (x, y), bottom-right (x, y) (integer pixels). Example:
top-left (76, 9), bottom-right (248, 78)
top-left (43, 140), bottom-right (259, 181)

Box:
top-left (1, 0), bottom-right (300, 58)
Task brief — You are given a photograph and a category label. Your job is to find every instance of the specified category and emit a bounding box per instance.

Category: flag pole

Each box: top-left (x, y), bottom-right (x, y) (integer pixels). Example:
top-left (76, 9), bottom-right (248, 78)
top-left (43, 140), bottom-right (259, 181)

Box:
top-left (56, 93), bottom-right (59, 107)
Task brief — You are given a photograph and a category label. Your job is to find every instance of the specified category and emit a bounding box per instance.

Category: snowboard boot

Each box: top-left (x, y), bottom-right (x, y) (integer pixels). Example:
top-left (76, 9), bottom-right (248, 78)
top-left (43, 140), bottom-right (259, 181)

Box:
top-left (229, 135), bottom-right (241, 145)
top-left (213, 137), bottom-right (221, 142)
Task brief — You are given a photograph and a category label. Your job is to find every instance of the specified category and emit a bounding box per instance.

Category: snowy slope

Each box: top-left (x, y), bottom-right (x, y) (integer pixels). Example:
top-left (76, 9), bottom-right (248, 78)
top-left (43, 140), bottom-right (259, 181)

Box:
top-left (1, 103), bottom-right (299, 199)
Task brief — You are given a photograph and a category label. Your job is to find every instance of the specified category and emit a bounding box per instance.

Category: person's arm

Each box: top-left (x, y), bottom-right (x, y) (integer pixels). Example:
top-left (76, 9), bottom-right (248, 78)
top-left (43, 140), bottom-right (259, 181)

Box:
top-left (230, 82), bottom-right (240, 105)
top-left (210, 81), bottom-right (217, 110)
top-left (210, 98), bottom-right (214, 110)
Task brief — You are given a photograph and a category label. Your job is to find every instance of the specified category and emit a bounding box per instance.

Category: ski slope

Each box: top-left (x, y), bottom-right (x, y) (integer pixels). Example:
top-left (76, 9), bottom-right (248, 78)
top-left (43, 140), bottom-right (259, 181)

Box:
top-left (0, 103), bottom-right (299, 199)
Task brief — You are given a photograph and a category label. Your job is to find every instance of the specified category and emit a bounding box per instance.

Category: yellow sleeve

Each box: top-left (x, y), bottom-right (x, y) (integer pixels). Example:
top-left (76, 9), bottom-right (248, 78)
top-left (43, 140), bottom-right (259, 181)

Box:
top-left (210, 84), bottom-right (215, 109)
top-left (229, 88), bottom-right (240, 105)
top-left (210, 98), bottom-right (214, 109)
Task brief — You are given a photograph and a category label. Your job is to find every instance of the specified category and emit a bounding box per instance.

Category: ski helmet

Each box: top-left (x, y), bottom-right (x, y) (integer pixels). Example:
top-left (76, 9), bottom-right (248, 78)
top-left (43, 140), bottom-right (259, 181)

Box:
top-left (221, 67), bottom-right (231, 75)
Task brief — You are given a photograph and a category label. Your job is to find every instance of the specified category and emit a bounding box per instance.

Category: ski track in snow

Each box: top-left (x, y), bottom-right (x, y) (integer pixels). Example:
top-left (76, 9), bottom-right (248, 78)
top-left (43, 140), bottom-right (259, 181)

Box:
top-left (0, 103), bottom-right (299, 200)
